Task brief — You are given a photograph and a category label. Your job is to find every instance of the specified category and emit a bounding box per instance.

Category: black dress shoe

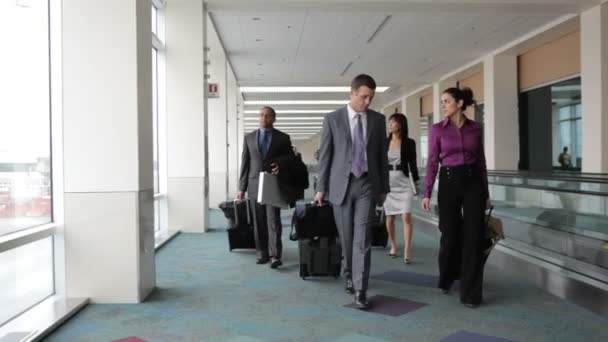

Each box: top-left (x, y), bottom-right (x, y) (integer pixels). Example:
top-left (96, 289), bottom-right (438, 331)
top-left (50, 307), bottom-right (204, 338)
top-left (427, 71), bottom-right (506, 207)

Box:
top-left (256, 257), bottom-right (269, 264)
top-left (345, 278), bottom-right (355, 294)
top-left (354, 291), bottom-right (370, 310)
top-left (270, 258), bottom-right (282, 269)
top-left (462, 302), bottom-right (479, 308)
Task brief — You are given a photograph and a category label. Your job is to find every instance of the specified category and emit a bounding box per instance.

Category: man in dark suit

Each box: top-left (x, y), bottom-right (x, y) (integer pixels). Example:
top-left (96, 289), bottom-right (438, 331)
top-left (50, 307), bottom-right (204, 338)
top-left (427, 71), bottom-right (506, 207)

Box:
top-left (237, 106), bottom-right (293, 269)
top-left (314, 74), bottom-right (390, 309)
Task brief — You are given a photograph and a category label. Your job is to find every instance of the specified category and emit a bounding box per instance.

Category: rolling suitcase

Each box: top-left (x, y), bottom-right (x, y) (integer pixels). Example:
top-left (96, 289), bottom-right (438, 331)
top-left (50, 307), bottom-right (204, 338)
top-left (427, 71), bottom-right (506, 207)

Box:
top-left (371, 208), bottom-right (388, 248)
top-left (298, 236), bottom-right (341, 280)
top-left (220, 200), bottom-right (256, 251)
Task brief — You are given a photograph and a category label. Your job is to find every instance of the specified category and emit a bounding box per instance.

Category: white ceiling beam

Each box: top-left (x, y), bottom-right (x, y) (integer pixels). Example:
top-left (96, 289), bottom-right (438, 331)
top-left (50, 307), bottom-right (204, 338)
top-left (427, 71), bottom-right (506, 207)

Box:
top-left (206, 0), bottom-right (582, 15)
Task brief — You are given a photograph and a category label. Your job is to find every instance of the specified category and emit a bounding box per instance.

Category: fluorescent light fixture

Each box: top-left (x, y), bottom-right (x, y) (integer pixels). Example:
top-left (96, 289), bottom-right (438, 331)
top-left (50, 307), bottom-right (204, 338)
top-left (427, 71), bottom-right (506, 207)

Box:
top-left (245, 127), bottom-right (322, 130)
top-left (243, 109), bottom-right (332, 114)
top-left (244, 117), bottom-right (324, 121)
top-left (240, 86), bottom-right (389, 93)
top-left (244, 100), bottom-right (349, 105)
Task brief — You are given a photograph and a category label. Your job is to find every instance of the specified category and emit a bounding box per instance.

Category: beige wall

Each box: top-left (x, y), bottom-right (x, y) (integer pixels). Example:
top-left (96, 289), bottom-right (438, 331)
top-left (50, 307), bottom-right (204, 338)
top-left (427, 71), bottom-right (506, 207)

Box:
top-left (518, 31), bottom-right (581, 90)
top-left (459, 72), bottom-right (484, 102)
top-left (383, 101), bottom-right (402, 115)
top-left (420, 93), bottom-right (433, 115)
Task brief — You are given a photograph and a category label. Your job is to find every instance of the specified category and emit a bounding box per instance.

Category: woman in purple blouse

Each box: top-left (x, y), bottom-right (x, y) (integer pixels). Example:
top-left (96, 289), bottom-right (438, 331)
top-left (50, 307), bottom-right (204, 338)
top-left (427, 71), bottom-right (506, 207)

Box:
top-left (421, 87), bottom-right (490, 308)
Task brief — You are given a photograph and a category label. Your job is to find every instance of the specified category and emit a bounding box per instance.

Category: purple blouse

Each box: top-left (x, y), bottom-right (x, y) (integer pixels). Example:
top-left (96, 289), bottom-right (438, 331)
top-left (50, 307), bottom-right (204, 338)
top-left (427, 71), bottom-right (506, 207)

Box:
top-left (423, 117), bottom-right (489, 199)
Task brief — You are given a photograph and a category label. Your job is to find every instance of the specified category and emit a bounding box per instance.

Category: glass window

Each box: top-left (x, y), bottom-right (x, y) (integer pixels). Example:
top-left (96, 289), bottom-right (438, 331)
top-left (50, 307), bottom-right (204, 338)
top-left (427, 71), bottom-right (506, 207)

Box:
top-left (0, 0), bottom-right (52, 237)
top-left (153, 48), bottom-right (159, 195)
top-left (0, 237), bottom-right (54, 324)
top-left (552, 77), bottom-right (581, 170)
top-left (151, 5), bottom-right (158, 35)
top-left (519, 77), bottom-right (581, 172)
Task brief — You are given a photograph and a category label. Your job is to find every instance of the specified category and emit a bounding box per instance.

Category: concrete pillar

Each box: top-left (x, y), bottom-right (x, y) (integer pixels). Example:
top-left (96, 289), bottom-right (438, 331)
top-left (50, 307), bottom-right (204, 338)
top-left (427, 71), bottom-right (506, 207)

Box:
top-left (227, 64), bottom-right (239, 196)
top-left (405, 96), bottom-right (422, 165)
top-left (166, 0), bottom-right (208, 232)
top-left (62, 0), bottom-right (155, 303)
top-left (432, 83), bottom-right (442, 124)
top-left (483, 54), bottom-right (519, 170)
top-left (581, 2), bottom-right (608, 173)
top-left (207, 16), bottom-right (228, 209)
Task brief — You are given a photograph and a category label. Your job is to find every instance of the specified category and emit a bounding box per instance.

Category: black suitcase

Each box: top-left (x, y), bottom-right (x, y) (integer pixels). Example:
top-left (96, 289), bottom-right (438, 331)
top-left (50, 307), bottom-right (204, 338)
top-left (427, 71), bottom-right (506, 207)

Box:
top-left (290, 201), bottom-right (338, 241)
top-left (298, 236), bottom-right (342, 279)
top-left (219, 200), bottom-right (256, 251)
top-left (371, 208), bottom-right (388, 248)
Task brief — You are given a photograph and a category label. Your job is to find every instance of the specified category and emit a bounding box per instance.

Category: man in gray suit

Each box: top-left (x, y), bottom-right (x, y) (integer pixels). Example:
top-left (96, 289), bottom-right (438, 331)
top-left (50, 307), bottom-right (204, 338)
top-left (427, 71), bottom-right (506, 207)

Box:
top-left (314, 74), bottom-right (389, 309)
top-left (238, 106), bottom-right (293, 269)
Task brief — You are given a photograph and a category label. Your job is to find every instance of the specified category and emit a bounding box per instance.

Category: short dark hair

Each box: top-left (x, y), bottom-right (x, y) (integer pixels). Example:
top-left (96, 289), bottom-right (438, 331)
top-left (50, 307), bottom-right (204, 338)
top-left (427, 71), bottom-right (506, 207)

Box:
top-left (261, 106), bottom-right (276, 118)
top-left (350, 74), bottom-right (377, 91)
top-left (443, 87), bottom-right (476, 111)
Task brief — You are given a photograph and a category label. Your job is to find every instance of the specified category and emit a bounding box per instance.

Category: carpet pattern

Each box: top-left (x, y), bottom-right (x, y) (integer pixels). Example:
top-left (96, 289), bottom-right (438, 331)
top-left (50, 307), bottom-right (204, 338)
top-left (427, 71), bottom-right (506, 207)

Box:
top-left (43, 216), bottom-right (607, 342)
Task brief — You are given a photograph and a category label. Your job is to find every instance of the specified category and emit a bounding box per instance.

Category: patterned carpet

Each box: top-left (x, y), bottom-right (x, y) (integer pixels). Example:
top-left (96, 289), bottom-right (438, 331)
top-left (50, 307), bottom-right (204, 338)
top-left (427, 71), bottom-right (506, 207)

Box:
top-left (43, 214), bottom-right (608, 342)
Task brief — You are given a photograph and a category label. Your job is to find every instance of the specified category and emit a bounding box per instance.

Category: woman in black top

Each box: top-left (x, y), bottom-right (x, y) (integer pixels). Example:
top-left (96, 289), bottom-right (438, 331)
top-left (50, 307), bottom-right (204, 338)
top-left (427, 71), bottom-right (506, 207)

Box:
top-left (384, 113), bottom-right (420, 263)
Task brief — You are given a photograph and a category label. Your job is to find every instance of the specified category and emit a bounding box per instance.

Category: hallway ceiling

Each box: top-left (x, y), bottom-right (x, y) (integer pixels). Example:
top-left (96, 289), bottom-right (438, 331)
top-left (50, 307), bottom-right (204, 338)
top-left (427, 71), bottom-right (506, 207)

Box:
top-left (205, 0), bottom-right (598, 140)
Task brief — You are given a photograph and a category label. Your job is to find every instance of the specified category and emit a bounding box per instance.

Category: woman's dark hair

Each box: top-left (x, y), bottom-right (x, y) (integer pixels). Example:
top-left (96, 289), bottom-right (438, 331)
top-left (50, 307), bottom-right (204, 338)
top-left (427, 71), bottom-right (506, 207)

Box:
top-left (443, 87), bottom-right (476, 111)
top-left (388, 113), bottom-right (408, 141)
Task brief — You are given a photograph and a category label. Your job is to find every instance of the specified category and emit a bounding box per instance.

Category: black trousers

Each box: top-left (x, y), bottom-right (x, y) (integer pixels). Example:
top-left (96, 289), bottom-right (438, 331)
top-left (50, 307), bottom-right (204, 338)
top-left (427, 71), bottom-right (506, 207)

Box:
top-left (437, 164), bottom-right (486, 305)
top-left (250, 199), bottom-right (282, 260)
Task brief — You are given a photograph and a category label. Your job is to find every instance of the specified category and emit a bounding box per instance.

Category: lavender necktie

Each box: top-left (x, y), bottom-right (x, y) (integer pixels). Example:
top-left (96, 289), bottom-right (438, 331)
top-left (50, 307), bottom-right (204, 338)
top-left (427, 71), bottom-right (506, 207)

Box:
top-left (352, 113), bottom-right (365, 177)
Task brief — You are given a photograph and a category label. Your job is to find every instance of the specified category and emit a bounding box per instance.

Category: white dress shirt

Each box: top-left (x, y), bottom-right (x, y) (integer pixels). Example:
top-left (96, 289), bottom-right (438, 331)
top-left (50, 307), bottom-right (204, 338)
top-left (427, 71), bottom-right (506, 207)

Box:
top-left (347, 104), bottom-right (368, 172)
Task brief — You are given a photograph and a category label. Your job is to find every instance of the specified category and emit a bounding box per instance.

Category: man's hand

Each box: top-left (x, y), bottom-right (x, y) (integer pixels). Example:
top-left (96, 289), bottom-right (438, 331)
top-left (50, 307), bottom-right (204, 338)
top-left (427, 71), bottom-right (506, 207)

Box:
top-left (270, 162), bottom-right (280, 175)
top-left (376, 193), bottom-right (387, 206)
top-left (421, 197), bottom-right (431, 211)
top-left (236, 191), bottom-right (245, 201)
top-left (314, 192), bottom-right (325, 206)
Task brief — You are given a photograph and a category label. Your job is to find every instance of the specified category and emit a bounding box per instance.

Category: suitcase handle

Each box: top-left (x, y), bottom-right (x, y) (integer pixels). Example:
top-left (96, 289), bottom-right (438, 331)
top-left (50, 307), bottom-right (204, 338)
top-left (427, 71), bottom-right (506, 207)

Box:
top-left (233, 199), bottom-right (251, 226)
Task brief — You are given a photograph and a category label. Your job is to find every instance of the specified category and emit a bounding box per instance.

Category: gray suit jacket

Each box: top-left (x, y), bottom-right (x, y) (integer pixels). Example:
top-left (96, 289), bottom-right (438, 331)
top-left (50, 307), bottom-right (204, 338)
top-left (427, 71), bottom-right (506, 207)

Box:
top-left (316, 106), bottom-right (390, 205)
top-left (239, 128), bottom-right (293, 200)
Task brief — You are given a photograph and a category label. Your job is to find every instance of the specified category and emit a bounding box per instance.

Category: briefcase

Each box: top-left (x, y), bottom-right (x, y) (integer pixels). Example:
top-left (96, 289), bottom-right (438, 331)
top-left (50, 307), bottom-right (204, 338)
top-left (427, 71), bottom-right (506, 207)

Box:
top-left (257, 172), bottom-right (289, 208)
top-left (290, 201), bottom-right (338, 241)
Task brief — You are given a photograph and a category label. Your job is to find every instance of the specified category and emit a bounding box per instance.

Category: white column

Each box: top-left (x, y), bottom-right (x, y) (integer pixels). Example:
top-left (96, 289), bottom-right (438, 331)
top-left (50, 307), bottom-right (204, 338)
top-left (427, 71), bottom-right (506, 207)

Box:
top-left (207, 16), bottom-right (229, 209)
top-left (581, 2), bottom-right (608, 173)
top-left (483, 54), bottom-right (519, 170)
top-left (62, 0), bottom-right (155, 303)
top-left (227, 64), bottom-right (239, 196)
top-left (237, 95), bottom-right (245, 171)
top-left (166, 0), bottom-right (208, 232)
top-left (432, 83), bottom-right (442, 124)
top-left (405, 96), bottom-right (422, 165)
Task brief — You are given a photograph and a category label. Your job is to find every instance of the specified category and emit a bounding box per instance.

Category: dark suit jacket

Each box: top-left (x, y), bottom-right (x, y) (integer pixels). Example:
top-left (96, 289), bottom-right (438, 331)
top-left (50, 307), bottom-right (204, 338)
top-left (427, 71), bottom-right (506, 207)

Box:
top-left (388, 137), bottom-right (420, 182)
top-left (316, 106), bottom-right (390, 205)
top-left (238, 128), bottom-right (293, 200)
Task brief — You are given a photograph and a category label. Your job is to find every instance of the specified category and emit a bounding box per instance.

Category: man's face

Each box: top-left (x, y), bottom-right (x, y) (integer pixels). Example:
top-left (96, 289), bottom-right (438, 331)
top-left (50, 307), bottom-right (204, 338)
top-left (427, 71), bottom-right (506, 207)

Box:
top-left (350, 86), bottom-right (375, 113)
top-left (259, 108), bottom-right (275, 128)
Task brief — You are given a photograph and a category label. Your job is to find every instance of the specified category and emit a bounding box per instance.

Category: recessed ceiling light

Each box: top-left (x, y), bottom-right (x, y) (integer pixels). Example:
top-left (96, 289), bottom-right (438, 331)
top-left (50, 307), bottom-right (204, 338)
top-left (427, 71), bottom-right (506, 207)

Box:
top-left (240, 86), bottom-right (389, 93)
top-left (244, 100), bottom-right (349, 105)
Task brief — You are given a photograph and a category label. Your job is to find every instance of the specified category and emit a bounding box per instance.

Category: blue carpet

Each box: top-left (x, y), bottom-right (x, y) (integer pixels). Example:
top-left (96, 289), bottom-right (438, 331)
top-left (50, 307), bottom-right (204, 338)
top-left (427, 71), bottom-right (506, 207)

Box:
top-left (43, 218), bottom-right (608, 342)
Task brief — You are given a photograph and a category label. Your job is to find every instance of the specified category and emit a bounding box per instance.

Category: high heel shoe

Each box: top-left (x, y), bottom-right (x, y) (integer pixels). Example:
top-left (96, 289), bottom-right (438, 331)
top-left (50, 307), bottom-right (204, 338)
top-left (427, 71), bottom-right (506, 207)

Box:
top-left (403, 257), bottom-right (412, 264)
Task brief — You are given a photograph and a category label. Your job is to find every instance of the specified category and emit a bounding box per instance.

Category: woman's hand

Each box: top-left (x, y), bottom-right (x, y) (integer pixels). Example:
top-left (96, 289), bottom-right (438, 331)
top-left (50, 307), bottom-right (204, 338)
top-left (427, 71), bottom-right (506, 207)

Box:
top-left (422, 197), bottom-right (431, 211)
